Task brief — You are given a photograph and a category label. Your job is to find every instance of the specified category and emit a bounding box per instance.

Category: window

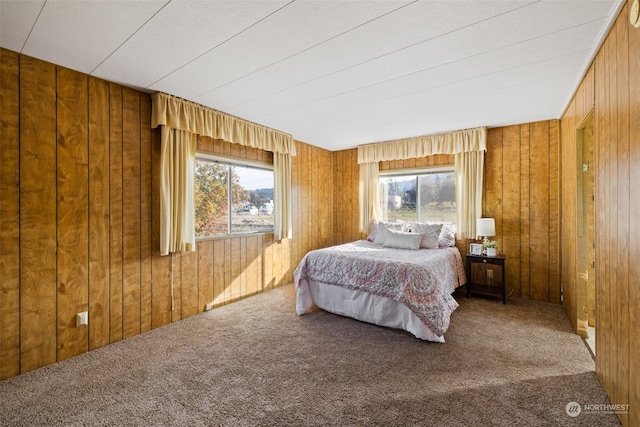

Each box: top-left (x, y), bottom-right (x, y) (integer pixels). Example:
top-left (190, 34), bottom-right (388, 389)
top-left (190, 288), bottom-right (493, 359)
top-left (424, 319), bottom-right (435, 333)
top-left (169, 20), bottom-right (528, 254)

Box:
top-left (380, 169), bottom-right (456, 224)
top-left (195, 156), bottom-right (274, 237)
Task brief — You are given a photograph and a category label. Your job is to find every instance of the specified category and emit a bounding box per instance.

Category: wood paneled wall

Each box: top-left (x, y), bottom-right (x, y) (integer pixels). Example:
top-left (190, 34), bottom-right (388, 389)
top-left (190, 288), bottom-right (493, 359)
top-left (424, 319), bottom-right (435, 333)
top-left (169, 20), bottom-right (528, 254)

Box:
top-left (0, 50), bottom-right (155, 377)
top-left (483, 121), bottom-right (560, 302)
top-left (332, 148), bottom-right (365, 244)
top-left (0, 49), bottom-right (333, 380)
top-left (560, 64), bottom-right (595, 335)
top-left (559, 3), bottom-right (639, 425)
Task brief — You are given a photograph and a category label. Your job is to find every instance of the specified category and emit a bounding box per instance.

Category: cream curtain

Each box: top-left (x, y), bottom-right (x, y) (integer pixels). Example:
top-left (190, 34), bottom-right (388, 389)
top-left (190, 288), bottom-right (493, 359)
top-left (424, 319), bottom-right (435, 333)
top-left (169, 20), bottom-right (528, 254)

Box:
top-left (273, 152), bottom-right (292, 240)
top-left (358, 162), bottom-right (382, 233)
top-left (152, 92), bottom-right (296, 253)
top-left (357, 127), bottom-right (486, 237)
top-left (454, 150), bottom-right (484, 239)
top-left (160, 127), bottom-right (197, 256)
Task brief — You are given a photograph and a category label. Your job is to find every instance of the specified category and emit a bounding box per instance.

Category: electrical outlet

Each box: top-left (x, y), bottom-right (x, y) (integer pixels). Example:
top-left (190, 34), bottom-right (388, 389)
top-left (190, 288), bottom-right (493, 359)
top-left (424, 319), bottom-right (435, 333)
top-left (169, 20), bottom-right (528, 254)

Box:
top-left (205, 302), bottom-right (214, 311)
top-left (486, 269), bottom-right (493, 279)
top-left (76, 311), bottom-right (88, 327)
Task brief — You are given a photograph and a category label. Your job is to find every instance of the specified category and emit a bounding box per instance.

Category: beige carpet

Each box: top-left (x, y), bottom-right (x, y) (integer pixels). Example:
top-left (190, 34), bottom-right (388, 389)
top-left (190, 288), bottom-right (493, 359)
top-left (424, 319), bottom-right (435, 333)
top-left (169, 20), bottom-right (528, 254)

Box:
top-left (0, 284), bottom-right (619, 426)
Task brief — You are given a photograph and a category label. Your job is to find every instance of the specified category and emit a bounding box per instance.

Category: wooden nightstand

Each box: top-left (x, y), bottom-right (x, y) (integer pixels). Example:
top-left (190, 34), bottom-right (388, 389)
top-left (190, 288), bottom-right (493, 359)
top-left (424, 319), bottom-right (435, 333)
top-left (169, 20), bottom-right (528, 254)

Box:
top-left (466, 254), bottom-right (506, 304)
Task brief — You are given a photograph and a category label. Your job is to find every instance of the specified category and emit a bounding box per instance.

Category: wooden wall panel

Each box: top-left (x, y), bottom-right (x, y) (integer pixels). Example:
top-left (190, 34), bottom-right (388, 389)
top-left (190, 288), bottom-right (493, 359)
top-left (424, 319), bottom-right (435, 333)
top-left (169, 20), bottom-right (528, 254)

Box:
top-left (56, 67), bottom-right (90, 361)
top-left (528, 121), bottom-right (551, 302)
top-left (181, 251), bottom-right (199, 317)
top-left (501, 126), bottom-right (522, 298)
top-left (519, 124), bottom-right (531, 300)
top-left (19, 54), bottom-right (58, 373)
top-left (485, 122), bottom-right (559, 302)
top-left (560, 3), bottom-right (638, 425)
top-left (171, 254), bottom-right (182, 322)
top-left (198, 241), bottom-right (214, 310)
top-left (140, 95), bottom-right (153, 333)
top-left (615, 17), bottom-right (630, 423)
top-left (560, 96), bottom-right (577, 334)
top-left (212, 239), bottom-right (226, 306)
top-left (109, 84), bottom-right (124, 343)
top-left (88, 77), bottom-right (111, 350)
top-left (628, 3), bottom-right (640, 423)
top-left (483, 127), bottom-right (503, 242)
top-left (122, 88), bottom-right (141, 339)
top-left (0, 49), bottom-right (20, 379)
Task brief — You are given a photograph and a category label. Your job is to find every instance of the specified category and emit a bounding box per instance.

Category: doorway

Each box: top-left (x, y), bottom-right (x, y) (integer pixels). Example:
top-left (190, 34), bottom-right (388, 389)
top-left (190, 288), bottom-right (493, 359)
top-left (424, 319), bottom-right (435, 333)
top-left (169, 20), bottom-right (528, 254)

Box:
top-left (576, 111), bottom-right (595, 353)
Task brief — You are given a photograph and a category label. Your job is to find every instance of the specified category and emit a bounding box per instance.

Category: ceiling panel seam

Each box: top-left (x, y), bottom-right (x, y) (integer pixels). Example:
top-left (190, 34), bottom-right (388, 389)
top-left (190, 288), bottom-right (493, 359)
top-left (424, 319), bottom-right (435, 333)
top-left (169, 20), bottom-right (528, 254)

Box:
top-left (89, 0), bottom-right (172, 75)
top-left (191, 0), bottom-right (418, 100)
top-left (245, 20), bottom-right (604, 121)
top-left (222, 0), bottom-right (549, 112)
top-left (145, 0), bottom-right (296, 89)
top-left (20, 0), bottom-right (46, 52)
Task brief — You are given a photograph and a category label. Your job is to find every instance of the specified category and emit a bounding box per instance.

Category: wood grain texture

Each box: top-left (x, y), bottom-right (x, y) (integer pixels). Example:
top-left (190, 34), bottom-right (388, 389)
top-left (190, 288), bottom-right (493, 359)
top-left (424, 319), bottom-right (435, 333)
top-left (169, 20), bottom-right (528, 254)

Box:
top-left (0, 49), bottom-right (20, 379)
top-left (56, 67), bottom-right (90, 361)
top-left (628, 4), bottom-right (640, 424)
top-left (180, 250), bottom-right (199, 318)
top-left (109, 84), bottom-right (124, 343)
top-left (88, 77), bottom-right (111, 350)
top-left (212, 239), bottom-right (226, 307)
top-left (548, 120), bottom-right (560, 304)
top-left (19, 54), bottom-right (58, 373)
top-left (519, 124), bottom-right (531, 299)
top-left (198, 240), bottom-right (214, 311)
top-left (140, 95), bottom-right (153, 333)
top-left (563, 6), bottom-right (638, 424)
top-left (560, 96), bottom-right (578, 333)
top-left (501, 126), bottom-right (521, 298)
top-left (614, 15), bottom-right (630, 424)
top-left (229, 238), bottom-right (241, 303)
top-left (528, 121), bottom-right (550, 302)
top-left (122, 88), bottom-right (141, 339)
top-left (171, 253), bottom-right (182, 322)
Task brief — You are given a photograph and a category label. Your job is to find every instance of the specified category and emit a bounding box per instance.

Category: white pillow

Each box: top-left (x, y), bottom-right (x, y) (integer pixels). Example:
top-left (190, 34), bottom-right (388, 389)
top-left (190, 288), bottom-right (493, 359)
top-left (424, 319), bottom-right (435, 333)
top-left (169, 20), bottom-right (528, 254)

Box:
top-left (439, 224), bottom-right (456, 247)
top-left (408, 222), bottom-right (443, 249)
top-left (382, 229), bottom-right (423, 250)
top-left (373, 222), bottom-right (407, 245)
top-left (367, 221), bottom-right (379, 242)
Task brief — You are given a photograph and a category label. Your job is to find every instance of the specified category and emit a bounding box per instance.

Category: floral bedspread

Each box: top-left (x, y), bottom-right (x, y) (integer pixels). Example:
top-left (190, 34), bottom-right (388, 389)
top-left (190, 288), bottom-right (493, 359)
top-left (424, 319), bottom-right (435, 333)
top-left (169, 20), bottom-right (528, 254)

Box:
top-left (294, 240), bottom-right (466, 337)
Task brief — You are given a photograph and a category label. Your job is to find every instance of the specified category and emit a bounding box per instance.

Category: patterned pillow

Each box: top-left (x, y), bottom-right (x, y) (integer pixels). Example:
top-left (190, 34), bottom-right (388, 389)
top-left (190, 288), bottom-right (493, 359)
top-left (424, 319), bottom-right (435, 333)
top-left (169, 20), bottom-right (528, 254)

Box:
top-left (408, 222), bottom-right (443, 249)
top-left (382, 229), bottom-right (423, 250)
top-left (439, 224), bottom-right (457, 247)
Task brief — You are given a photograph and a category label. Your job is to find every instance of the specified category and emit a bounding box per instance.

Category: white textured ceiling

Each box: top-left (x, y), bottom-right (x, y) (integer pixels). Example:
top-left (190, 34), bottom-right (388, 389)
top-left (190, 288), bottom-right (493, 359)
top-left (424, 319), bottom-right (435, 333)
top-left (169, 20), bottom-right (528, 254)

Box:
top-left (0, 0), bottom-right (623, 151)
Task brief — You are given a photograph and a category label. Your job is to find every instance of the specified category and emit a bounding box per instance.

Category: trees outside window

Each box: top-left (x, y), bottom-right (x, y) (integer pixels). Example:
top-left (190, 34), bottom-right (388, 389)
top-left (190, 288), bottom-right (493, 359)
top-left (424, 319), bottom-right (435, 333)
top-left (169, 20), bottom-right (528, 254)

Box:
top-left (195, 157), bottom-right (274, 237)
top-left (380, 170), bottom-right (456, 224)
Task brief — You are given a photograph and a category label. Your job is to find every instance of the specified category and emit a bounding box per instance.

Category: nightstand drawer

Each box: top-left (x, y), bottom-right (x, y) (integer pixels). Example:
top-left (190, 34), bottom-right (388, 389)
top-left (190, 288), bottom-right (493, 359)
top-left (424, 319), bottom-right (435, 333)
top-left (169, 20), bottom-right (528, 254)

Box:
top-left (466, 254), bottom-right (506, 304)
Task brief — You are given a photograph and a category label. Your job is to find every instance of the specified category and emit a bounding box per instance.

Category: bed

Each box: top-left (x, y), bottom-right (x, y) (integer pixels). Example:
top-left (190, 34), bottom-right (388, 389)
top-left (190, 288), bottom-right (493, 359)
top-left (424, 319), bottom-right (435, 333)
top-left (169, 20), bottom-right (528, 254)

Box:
top-left (294, 222), bottom-right (466, 342)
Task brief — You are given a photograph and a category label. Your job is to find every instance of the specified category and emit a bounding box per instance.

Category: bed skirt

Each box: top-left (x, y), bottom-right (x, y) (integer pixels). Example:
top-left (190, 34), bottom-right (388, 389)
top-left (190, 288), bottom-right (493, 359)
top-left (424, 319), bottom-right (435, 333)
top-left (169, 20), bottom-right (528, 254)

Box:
top-left (296, 277), bottom-right (445, 343)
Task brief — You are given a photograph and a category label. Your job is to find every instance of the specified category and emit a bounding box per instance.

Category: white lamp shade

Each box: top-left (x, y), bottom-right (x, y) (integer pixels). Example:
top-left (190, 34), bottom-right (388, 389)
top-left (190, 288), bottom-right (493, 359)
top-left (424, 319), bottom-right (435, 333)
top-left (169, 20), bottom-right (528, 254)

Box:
top-left (477, 218), bottom-right (496, 237)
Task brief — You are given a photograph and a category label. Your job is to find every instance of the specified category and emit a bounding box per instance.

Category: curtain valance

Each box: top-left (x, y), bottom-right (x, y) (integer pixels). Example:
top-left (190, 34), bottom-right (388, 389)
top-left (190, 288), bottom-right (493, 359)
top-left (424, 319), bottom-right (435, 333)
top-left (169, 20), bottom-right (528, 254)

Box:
top-left (356, 126), bottom-right (487, 239)
top-left (152, 92), bottom-right (296, 156)
top-left (357, 127), bottom-right (486, 164)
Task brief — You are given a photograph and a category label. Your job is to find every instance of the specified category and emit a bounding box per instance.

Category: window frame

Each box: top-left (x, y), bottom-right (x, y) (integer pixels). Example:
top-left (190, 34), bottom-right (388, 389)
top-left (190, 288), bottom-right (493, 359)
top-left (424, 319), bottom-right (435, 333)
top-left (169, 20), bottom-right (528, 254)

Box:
top-left (379, 166), bottom-right (456, 224)
top-left (195, 153), bottom-right (275, 239)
